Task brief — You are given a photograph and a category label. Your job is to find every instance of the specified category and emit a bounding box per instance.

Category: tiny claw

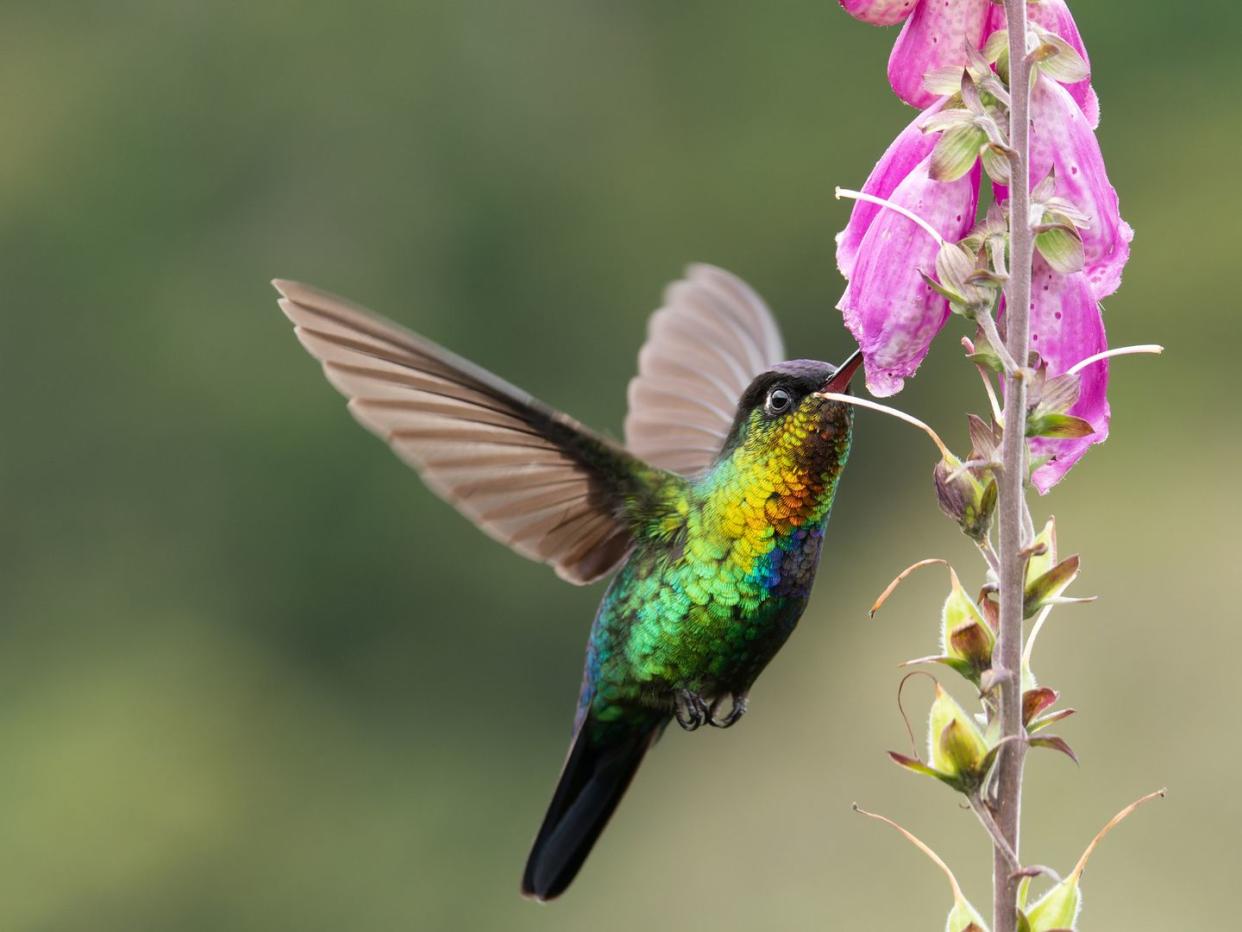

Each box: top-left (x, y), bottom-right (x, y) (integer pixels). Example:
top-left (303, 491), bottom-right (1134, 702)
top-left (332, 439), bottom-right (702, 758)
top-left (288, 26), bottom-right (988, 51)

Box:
top-left (674, 689), bottom-right (710, 731)
top-left (708, 693), bottom-right (749, 729)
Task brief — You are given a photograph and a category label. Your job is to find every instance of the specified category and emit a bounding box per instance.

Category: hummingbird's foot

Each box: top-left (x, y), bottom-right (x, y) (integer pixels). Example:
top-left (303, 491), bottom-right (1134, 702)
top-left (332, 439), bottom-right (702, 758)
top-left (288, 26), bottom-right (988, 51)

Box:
top-left (708, 692), bottom-right (749, 729)
top-left (674, 689), bottom-right (711, 731)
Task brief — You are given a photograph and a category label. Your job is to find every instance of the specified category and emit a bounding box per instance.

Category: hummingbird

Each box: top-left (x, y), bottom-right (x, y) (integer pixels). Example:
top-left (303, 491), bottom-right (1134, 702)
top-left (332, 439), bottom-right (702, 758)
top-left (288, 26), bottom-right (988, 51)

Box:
top-left (273, 264), bottom-right (862, 901)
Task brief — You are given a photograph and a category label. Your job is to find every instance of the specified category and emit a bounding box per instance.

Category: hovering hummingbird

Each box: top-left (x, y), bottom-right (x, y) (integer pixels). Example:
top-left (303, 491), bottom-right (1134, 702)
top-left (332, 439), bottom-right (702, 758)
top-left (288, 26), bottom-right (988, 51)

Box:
top-left (273, 265), bottom-right (862, 901)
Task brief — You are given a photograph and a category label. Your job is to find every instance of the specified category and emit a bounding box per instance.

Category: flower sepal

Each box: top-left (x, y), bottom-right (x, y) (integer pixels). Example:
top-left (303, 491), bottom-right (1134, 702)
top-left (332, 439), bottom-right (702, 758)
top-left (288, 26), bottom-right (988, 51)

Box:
top-left (900, 564), bottom-right (997, 681)
top-left (1026, 23), bottom-right (1090, 84)
top-left (933, 454), bottom-right (999, 545)
top-left (1022, 686), bottom-right (1077, 734)
top-left (853, 805), bottom-right (991, 932)
top-left (1025, 790), bottom-right (1166, 931)
top-left (890, 682), bottom-right (999, 794)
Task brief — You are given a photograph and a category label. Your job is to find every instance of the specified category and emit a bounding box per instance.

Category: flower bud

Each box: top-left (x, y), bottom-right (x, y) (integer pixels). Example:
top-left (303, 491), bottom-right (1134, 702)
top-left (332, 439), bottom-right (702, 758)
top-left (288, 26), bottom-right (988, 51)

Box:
top-left (948, 900), bottom-right (989, 932)
top-left (941, 568), bottom-right (995, 682)
top-left (1025, 876), bottom-right (1080, 932)
top-left (929, 684), bottom-right (990, 788)
top-left (933, 454), bottom-right (998, 543)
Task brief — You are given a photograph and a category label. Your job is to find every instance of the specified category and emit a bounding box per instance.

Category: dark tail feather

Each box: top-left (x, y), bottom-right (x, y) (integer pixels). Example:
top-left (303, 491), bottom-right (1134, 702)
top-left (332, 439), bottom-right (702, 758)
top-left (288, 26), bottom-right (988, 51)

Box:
top-left (521, 718), bottom-right (659, 901)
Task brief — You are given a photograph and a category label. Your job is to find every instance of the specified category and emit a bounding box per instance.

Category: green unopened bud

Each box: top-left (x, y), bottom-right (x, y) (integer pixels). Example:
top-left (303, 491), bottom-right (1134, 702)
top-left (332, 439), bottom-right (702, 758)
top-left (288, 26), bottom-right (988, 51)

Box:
top-left (948, 899), bottom-right (990, 932)
top-left (929, 684), bottom-right (990, 787)
top-left (934, 454), bottom-right (998, 543)
top-left (1025, 875), bottom-right (1079, 931)
top-left (941, 569), bottom-right (996, 682)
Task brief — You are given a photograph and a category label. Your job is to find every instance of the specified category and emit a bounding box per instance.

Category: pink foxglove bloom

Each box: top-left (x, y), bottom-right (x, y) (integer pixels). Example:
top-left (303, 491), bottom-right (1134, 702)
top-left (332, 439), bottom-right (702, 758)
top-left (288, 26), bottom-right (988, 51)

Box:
top-left (842, 0), bottom-right (1097, 118)
top-left (838, 0), bottom-right (1130, 487)
top-left (888, 1), bottom-right (990, 109)
top-left (987, 0), bottom-right (1098, 128)
top-left (837, 0), bottom-right (917, 27)
top-left (1028, 77), bottom-right (1132, 300)
top-left (837, 148), bottom-right (980, 397)
top-left (840, 0), bottom-right (990, 108)
top-left (1026, 258), bottom-right (1110, 492)
top-left (836, 106), bottom-right (940, 280)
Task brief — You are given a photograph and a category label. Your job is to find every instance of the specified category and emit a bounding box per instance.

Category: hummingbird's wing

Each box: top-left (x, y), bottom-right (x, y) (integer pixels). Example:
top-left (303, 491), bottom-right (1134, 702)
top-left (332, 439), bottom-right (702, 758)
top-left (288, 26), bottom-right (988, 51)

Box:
top-left (275, 280), bottom-right (659, 585)
top-left (624, 264), bottom-right (785, 475)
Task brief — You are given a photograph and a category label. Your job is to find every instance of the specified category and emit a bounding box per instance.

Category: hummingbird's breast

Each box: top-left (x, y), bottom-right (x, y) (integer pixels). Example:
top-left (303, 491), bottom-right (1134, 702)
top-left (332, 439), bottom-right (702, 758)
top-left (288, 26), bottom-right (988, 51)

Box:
top-left (579, 405), bottom-right (852, 724)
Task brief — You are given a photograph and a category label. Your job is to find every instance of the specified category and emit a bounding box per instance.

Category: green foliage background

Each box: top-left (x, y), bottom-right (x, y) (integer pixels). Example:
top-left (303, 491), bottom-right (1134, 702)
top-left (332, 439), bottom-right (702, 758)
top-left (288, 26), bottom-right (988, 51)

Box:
top-left (2, 2), bottom-right (1235, 928)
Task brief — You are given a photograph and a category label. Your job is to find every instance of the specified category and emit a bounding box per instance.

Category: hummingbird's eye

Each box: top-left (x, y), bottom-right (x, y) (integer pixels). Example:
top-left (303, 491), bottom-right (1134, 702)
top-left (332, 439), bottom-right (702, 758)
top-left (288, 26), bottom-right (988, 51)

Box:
top-left (764, 387), bottom-right (793, 417)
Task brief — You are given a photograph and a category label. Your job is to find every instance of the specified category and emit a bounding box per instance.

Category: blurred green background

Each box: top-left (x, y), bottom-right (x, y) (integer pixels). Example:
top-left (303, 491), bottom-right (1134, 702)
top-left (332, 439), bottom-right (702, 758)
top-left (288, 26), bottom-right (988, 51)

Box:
top-left (1, 1), bottom-right (1236, 928)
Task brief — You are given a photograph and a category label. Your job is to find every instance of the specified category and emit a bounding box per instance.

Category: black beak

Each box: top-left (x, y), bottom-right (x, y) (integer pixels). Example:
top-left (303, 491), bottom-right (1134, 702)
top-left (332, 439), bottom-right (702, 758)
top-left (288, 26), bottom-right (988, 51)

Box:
top-left (821, 348), bottom-right (863, 394)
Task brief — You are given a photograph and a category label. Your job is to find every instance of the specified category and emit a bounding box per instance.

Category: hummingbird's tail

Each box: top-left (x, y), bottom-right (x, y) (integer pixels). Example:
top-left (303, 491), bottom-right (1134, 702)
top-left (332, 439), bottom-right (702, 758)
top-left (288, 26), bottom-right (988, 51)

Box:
top-left (521, 716), bottom-right (663, 901)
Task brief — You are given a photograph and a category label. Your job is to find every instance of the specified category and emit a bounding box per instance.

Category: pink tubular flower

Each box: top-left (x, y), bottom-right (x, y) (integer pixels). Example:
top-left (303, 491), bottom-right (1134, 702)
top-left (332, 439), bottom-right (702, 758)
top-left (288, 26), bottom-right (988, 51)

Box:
top-left (836, 0), bottom-right (1133, 488)
top-left (1028, 77), bottom-right (1132, 299)
top-left (838, 0), bottom-right (917, 27)
top-left (1025, 258), bottom-right (1110, 492)
top-left (840, 0), bottom-right (991, 108)
top-left (841, 0), bottom-right (1097, 118)
top-left (837, 150), bottom-right (980, 398)
top-left (987, 0), bottom-right (1098, 128)
top-left (836, 105), bottom-right (940, 280)
top-left (888, 0), bottom-right (990, 109)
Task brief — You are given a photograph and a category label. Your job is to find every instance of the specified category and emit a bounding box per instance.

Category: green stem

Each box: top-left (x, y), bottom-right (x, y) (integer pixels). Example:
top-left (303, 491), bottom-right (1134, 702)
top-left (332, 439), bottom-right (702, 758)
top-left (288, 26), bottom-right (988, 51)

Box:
top-left (993, 2), bottom-right (1035, 930)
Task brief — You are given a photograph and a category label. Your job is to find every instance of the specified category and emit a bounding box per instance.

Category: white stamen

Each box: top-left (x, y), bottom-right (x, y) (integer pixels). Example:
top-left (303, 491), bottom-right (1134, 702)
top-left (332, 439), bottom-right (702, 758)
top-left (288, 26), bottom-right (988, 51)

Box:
top-left (835, 187), bottom-right (946, 247)
top-left (817, 391), bottom-right (952, 460)
top-left (1066, 344), bottom-right (1164, 376)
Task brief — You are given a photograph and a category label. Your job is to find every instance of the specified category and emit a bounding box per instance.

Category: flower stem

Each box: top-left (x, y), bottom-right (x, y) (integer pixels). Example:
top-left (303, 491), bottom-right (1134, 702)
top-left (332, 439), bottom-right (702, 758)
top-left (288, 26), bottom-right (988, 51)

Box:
top-left (994, 3), bottom-right (1034, 930)
top-left (969, 794), bottom-right (1020, 870)
top-left (975, 310), bottom-right (1021, 376)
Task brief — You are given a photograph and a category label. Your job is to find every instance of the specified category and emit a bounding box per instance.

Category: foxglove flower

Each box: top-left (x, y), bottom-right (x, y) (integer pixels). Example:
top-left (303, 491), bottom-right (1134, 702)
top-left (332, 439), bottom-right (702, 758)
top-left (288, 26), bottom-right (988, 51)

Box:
top-left (837, 153), bottom-right (980, 397)
top-left (1026, 258), bottom-right (1110, 492)
top-left (842, 0), bottom-right (1097, 119)
top-left (841, 0), bottom-right (990, 109)
top-left (838, 0), bottom-right (1131, 488)
top-left (986, 0), bottom-right (1098, 127)
top-left (836, 105), bottom-right (941, 280)
top-left (1028, 76), bottom-right (1132, 300)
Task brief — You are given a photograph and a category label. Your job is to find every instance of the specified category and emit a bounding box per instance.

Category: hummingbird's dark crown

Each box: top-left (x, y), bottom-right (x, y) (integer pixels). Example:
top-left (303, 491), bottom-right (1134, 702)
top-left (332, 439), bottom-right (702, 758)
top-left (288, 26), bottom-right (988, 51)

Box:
top-left (715, 358), bottom-right (854, 468)
top-left (733, 359), bottom-right (839, 415)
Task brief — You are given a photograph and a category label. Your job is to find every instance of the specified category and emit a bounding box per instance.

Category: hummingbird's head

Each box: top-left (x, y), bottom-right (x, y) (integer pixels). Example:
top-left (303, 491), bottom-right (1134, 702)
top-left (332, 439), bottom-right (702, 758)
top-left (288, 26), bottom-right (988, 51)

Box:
top-left (718, 349), bottom-right (863, 476)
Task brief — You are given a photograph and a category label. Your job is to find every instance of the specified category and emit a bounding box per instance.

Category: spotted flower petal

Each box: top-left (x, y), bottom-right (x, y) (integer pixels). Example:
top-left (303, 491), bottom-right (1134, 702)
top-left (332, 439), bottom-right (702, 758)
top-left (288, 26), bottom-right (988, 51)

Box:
top-left (839, 0), bottom-right (918, 27)
top-left (887, 0), bottom-right (990, 109)
top-left (836, 104), bottom-right (943, 280)
top-left (838, 157), bottom-right (980, 397)
top-left (1027, 257), bottom-right (1110, 492)
top-left (1028, 77), bottom-right (1132, 300)
top-left (987, 0), bottom-right (1099, 127)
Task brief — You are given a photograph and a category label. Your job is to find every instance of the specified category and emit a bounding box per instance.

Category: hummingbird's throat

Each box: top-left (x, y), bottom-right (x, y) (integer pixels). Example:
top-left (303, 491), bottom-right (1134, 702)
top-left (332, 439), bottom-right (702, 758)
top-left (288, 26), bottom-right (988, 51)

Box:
top-left (713, 401), bottom-right (853, 542)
